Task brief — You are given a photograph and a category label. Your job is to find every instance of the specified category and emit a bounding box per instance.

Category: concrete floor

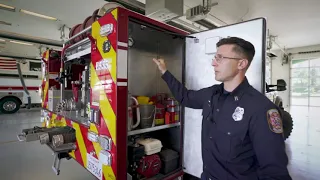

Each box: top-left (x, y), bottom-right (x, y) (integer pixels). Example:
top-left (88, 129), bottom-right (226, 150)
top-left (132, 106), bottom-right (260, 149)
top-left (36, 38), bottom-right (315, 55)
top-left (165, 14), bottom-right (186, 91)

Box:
top-left (0, 106), bottom-right (319, 180)
top-left (0, 108), bottom-right (96, 180)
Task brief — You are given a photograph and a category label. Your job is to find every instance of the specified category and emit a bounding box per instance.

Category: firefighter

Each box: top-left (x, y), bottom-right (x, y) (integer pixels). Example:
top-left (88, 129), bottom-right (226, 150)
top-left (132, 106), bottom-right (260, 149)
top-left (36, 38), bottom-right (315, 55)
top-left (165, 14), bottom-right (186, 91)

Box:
top-left (153, 37), bottom-right (292, 180)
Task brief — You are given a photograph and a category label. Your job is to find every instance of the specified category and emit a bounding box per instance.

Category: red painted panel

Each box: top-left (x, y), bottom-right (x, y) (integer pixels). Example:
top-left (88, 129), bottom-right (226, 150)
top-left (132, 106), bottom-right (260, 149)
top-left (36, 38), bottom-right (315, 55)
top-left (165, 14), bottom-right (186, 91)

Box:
top-left (99, 12), bottom-right (118, 53)
top-left (116, 8), bottom-right (129, 180)
top-left (0, 86), bottom-right (39, 90)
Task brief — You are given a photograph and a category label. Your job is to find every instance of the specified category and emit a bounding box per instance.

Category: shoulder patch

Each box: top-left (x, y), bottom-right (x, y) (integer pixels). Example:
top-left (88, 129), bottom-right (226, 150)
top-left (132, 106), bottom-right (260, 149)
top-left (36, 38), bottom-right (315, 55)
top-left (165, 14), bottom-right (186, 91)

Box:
top-left (267, 109), bottom-right (283, 133)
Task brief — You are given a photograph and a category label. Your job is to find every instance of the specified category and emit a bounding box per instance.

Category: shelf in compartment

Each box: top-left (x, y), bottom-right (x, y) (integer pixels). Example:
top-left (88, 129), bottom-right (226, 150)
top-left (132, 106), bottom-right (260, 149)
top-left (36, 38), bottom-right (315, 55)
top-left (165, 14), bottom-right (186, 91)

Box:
top-left (127, 122), bottom-right (181, 136)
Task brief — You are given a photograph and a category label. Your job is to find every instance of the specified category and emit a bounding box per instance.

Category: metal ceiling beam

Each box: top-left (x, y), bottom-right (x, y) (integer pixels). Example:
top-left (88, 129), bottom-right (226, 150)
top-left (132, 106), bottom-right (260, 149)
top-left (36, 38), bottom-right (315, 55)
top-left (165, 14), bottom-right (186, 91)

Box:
top-left (0, 30), bottom-right (63, 47)
top-left (166, 21), bottom-right (197, 34)
top-left (194, 19), bottom-right (217, 29)
top-left (105, 0), bottom-right (145, 14)
top-left (0, 54), bottom-right (41, 61)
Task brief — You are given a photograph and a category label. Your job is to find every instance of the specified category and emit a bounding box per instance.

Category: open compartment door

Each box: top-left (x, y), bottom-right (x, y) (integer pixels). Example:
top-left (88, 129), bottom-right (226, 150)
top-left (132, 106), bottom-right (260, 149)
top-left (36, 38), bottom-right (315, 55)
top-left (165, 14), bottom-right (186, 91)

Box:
top-left (182, 18), bottom-right (267, 177)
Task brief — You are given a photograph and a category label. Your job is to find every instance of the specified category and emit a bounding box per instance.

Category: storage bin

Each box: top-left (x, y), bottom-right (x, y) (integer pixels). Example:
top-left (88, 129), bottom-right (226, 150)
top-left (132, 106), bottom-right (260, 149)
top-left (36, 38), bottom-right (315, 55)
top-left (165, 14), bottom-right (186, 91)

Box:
top-left (159, 149), bottom-right (179, 174)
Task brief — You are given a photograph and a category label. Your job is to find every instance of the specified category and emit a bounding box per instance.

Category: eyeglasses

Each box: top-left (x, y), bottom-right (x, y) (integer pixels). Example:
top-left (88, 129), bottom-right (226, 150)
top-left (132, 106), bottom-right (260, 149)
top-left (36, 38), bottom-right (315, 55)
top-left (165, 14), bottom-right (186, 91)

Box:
top-left (213, 54), bottom-right (243, 63)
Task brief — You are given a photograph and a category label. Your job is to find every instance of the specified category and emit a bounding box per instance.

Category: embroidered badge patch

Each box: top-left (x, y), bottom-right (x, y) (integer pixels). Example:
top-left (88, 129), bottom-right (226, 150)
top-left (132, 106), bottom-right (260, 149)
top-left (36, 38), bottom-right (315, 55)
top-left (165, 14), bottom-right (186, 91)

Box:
top-left (267, 109), bottom-right (283, 133)
top-left (232, 106), bottom-right (244, 121)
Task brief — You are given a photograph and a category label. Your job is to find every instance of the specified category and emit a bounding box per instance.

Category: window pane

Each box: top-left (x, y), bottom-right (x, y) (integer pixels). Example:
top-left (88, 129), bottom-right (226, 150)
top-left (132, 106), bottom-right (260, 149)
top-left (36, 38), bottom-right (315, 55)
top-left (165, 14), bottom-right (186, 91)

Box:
top-left (291, 59), bottom-right (309, 68)
top-left (310, 68), bottom-right (320, 78)
top-left (291, 77), bottom-right (309, 87)
top-left (291, 68), bottom-right (309, 78)
top-left (310, 85), bottom-right (320, 96)
top-left (29, 62), bottom-right (41, 71)
top-left (310, 58), bottom-right (320, 67)
top-left (310, 97), bottom-right (320, 106)
top-left (310, 77), bottom-right (320, 87)
top-left (291, 96), bottom-right (308, 105)
top-left (291, 87), bottom-right (308, 96)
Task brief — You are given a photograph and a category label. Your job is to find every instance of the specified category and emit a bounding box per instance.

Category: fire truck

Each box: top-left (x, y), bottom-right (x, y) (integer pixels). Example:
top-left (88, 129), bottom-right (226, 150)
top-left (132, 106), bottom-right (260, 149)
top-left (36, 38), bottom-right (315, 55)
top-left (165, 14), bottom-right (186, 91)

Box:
top-left (0, 57), bottom-right (42, 113)
top-left (17, 3), bottom-right (268, 180)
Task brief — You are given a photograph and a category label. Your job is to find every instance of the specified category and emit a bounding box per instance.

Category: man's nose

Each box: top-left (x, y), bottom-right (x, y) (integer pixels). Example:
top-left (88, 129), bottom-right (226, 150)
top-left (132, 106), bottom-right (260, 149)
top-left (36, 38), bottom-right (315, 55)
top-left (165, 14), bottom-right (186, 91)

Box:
top-left (212, 58), bottom-right (218, 66)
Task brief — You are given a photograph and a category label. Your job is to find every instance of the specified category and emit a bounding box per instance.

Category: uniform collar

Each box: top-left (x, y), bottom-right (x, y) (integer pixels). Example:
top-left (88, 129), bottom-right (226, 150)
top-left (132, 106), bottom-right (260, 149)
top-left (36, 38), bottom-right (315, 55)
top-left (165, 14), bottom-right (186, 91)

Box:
top-left (218, 77), bottom-right (251, 98)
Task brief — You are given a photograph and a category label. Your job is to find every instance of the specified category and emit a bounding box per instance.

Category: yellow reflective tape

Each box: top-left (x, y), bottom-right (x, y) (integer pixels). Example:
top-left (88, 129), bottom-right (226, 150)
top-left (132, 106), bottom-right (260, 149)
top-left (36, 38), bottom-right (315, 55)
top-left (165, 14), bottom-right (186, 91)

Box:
top-left (48, 113), bottom-right (57, 128)
top-left (100, 92), bottom-right (116, 145)
top-left (111, 8), bottom-right (118, 21)
top-left (92, 21), bottom-right (117, 83)
top-left (72, 122), bottom-right (87, 167)
top-left (61, 117), bottom-right (67, 126)
top-left (69, 151), bottom-right (76, 159)
top-left (103, 165), bottom-right (116, 180)
top-left (42, 81), bottom-right (48, 107)
top-left (55, 117), bottom-right (67, 127)
top-left (45, 50), bottom-right (49, 60)
top-left (90, 63), bottom-right (116, 145)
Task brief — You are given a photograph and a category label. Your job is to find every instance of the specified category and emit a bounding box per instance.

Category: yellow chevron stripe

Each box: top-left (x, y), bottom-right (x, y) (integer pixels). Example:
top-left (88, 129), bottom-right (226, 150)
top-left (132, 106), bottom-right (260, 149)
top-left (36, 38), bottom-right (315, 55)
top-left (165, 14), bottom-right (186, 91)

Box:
top-left (91, 16), bottom-right (117, 179)
top-left (61, 117), bottom-right (67, 126)
top-left (42, 81), bottom-right (49, 107)
top-left (42, 50), bottom-right (49, 108)
top-left (103, 165), bottom-right (115, 180)
top-left (111, 8), bottom-right (118, 21)
top-left (69, 151), bottom-right (76, 159)
top-left (90, 63), bottom-right (116, 145)
top-left (89, 124), bottom-right (115, 180)
top-left (45, 50), bottom-right (49, 60)
top-left (47, 113), bottom-right (56, 128)
top-left (55, 117), bottom-right (67, 127)
top-left (72, 122), bottom-right (87, 167)
top-left (92, 21), bottom-right (117, 83)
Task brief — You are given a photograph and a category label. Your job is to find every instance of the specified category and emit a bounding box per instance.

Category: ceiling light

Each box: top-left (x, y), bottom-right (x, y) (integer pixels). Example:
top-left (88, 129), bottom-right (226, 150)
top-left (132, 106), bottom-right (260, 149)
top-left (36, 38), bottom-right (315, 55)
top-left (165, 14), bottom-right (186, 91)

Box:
top-left (10, 40), bottom-right (33, 46)
top-left (20, 9), bottom-right (57, 21)
top-left (0, 3), bottom-right (15, 11)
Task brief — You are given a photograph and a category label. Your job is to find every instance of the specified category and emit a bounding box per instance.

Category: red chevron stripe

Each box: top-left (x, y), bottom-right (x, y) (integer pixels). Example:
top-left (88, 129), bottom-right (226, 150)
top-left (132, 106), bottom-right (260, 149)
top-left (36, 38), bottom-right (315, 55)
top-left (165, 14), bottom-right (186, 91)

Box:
top-left (93, 50), bottom-right (117, 117)
top-left (99, 13), bottom-right (117, 53)
top-left (66, 119), bottom-right (84, 166)
top-left (79, 124), bottom-right (95, 158)
top-left (100, 114), bottom-right (117, 175)
top-left (73, 140), bottom-right (84, 166)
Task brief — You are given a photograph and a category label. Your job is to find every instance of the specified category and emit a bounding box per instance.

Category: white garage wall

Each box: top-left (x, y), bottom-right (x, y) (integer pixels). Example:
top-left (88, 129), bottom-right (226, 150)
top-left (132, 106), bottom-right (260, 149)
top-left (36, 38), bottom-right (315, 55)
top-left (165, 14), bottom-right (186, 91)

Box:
top-left (271, 44), bottom-right (320, 108)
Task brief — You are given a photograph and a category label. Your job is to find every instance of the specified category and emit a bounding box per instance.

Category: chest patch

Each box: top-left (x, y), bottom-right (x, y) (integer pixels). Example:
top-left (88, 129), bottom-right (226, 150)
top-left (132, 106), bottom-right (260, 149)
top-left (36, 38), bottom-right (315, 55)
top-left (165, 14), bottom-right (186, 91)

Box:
top-left (267, 109), bottom-right (283, 133)
top-left (232, 106), bottom-right (244, 121)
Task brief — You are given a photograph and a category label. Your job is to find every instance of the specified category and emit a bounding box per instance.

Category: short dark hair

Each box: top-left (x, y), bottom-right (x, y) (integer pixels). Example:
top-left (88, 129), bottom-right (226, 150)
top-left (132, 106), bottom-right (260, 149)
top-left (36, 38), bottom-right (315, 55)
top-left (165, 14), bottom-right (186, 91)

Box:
top-left (216, 37), bottom-right (255, 64)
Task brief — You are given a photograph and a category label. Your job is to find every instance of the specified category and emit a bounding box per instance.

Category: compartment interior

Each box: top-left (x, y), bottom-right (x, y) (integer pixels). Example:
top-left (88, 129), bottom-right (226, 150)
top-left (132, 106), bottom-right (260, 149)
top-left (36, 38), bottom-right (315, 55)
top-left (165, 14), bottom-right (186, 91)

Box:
top-left (126, 19), bottom-right (185, 179)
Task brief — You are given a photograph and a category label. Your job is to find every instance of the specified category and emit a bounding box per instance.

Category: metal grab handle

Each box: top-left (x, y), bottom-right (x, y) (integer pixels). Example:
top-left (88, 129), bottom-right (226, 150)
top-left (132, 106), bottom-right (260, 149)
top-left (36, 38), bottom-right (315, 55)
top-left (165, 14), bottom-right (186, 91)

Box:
top-left (17, 134), bottom-right (26, 142)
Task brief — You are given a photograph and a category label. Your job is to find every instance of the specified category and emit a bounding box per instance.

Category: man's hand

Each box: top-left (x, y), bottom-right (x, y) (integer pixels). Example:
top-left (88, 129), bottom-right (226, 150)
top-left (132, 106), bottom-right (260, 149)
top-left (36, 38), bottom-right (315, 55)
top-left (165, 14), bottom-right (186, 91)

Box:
top-left (153, 58), bottom-right (167, 74)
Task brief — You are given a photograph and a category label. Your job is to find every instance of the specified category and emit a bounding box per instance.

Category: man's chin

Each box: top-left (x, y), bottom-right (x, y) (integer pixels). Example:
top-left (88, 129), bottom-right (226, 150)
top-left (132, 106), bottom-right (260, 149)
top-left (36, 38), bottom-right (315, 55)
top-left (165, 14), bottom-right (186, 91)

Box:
top-left (215, 76), bottom-right (222, 82)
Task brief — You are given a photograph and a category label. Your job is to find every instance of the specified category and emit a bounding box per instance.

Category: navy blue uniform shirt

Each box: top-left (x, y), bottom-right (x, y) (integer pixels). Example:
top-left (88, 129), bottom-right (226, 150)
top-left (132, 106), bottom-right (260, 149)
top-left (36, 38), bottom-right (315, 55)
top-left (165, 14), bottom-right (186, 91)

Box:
top-left (161, 71), bottom-right (292, 180)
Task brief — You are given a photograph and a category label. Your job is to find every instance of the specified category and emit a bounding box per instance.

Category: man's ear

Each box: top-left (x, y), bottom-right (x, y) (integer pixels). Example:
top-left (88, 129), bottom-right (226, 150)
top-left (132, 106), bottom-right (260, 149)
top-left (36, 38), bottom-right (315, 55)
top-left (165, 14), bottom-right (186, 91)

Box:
top-left (238, 59), bottom-right (249, 70)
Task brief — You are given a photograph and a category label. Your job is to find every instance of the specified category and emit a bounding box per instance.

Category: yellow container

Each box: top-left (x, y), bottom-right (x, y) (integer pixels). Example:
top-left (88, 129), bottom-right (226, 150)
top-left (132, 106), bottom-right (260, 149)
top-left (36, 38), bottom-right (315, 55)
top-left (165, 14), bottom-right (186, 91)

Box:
top-left (137, 96), bottom-right (150, 105)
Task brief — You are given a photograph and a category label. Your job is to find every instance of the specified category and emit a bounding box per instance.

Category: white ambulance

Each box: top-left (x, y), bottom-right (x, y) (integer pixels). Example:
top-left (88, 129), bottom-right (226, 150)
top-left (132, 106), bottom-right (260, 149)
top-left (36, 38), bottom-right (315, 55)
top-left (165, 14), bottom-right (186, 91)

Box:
top-left (0, 57), bottom-right (41, 114)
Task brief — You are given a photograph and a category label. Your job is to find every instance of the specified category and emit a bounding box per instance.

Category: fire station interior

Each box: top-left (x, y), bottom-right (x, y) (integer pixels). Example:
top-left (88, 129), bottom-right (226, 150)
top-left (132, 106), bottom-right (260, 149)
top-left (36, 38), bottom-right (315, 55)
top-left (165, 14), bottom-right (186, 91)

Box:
top-left (1, 0), bottom-right (320, 180)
